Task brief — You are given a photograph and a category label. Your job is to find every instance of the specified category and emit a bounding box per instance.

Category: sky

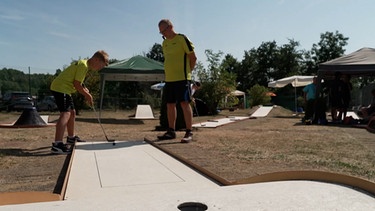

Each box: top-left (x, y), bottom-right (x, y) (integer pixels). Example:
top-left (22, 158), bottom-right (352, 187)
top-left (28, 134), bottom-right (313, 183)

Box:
top-left (1, 0), bottom-right (375, 74)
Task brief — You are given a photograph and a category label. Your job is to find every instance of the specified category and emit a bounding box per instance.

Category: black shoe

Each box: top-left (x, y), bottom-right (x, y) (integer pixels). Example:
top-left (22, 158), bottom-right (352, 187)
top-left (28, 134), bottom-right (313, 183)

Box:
top-left (67, 136), bottom-right (86, 145)
top-left (157, 130), bottom-right (176, 140)
top-left (181, 131), bottom-right (193, 143)
top-left (51, 142), bottom-right (71, 154)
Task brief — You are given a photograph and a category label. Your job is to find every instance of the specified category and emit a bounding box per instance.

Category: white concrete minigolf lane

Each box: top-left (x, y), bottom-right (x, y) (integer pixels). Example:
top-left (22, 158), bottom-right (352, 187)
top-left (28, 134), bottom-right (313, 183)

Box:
top-left (2, 140), bottom-right (375, 210)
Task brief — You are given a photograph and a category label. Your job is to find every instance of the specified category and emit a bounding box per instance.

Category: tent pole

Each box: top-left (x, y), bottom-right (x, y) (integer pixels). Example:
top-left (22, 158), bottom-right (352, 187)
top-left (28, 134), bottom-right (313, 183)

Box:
top-left (295, 86), bottom-right (297, 114)
top-left (99, 74), bottom-right (106, 119)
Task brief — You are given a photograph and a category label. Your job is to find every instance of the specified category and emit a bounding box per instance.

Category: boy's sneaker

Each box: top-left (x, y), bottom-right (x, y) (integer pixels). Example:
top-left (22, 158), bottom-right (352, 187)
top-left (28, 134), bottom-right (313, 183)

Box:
top-left (181, 131), bottom-right (193, 143)
top-left (51, 142), bottom-right (71, 154)
top-left (157, 130), bottom-right (176, 140)
top-left (67, 136), bottom-right (86, 145)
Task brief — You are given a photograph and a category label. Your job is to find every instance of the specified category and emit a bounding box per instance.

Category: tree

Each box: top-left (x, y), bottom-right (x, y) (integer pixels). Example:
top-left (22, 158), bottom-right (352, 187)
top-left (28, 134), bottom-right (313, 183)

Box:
top-left (300, 50), bottom-right (316, 75)
top-left (237, 49), bottom-right (257, 91)
top-left (273, 39), bottom-right (303, 78)
top-left (221, 54), bottom-right (240, 85)
top-left (195, 50), bottom-right (237, 114)
top-left (237, 41), bottom-right (279, 90)
top-left (310, 31), bottom-right (349, 72)
top-left (146, 43), bottom-right (164, 62)
top-left (0, 68), bottom-right (29, 93)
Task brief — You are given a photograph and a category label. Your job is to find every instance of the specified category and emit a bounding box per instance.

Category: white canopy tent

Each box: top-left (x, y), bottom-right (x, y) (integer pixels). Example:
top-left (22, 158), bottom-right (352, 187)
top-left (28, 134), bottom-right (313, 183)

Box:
top-left (268, 75), bottom-right (315, 88)
top-left (224, 90), bottom-right (247, 109)
top-left (268, 75), bottom-right (315, 112)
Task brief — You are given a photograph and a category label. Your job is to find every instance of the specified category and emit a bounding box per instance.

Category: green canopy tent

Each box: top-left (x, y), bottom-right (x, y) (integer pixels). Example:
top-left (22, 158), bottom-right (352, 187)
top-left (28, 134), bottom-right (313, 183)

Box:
top-left (99, 55), bottom-right (164, 111)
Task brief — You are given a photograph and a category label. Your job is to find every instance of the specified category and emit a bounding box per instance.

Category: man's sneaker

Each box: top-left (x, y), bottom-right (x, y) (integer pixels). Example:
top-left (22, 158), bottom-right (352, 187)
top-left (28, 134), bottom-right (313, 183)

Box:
top-left (181, 131), bottom-right (193, 143)
top-left (51, 142), bottom-right (71, 154)
top-left (157, 130), bottom-right (176, 140)
top-left (67, 136), bottom-right (86, 144)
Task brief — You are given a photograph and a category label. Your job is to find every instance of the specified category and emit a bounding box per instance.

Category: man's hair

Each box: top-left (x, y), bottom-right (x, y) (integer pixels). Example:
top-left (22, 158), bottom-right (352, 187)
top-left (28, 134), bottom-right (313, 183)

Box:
top-left (158, 19), bottom-right (173, 27)
top-left (93, 50), bottom-right (109, 66)
top-left (194, 81), bottom-right (201, 87)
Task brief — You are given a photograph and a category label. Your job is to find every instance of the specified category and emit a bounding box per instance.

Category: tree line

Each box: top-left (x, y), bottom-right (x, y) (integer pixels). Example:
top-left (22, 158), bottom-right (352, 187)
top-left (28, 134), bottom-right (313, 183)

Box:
top-left (1, 30), bottom-right (373, 113)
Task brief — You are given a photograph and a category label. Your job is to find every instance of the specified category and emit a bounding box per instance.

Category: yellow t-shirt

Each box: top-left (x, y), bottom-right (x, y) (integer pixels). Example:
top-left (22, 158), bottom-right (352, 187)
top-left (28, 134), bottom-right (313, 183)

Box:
top-left (50, 60), bottom-right (88, 94)
top-left (162, 34), bottom-right (194, 82)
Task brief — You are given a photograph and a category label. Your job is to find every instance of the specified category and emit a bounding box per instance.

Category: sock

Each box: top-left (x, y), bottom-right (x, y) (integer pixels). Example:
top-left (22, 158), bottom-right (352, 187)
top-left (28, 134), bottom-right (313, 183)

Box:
top-left (54, 141), bottom-right (63, 145)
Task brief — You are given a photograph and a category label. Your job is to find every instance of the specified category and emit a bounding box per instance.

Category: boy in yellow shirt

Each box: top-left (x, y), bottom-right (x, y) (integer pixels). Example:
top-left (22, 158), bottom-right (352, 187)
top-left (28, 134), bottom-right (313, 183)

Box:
top-left (50, 50), bottom-right (109, 154)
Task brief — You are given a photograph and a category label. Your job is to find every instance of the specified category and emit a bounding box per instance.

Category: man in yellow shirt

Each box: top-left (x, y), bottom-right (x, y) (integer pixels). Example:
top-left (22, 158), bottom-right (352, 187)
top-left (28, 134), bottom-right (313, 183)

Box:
top-left (50, 50), bottom-right (109, 154)
top-left (157, 19), bottom-right (197, 143)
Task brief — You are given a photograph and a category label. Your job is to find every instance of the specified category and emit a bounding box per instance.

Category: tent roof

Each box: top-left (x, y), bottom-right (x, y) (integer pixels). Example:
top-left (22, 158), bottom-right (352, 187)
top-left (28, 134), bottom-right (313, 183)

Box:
top-left (99, 55), bottom-right (165, 110)
top-left (268, 75), bottom-right (314, 88)
top-left (318, 47), bottom-right (375, 76)
top-left (100, 55), bottom-right (165, 81)
top-left (231, 90), bottom-right (245, 96)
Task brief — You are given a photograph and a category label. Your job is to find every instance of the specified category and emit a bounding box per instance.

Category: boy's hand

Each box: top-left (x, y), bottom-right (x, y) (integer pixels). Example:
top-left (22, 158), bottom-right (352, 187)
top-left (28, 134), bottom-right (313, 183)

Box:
top-left (85, 94), bottom-right (93, 107)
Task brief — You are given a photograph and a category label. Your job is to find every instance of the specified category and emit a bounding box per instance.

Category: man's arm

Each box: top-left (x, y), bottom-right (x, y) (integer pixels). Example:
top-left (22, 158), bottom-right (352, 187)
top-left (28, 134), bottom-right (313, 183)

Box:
top-left (188, 51), bottom-right (197, 71)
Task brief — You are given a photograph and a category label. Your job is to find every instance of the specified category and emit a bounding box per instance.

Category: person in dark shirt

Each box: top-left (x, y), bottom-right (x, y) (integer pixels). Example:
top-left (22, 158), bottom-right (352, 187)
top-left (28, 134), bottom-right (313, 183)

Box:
top-left (338, 74), bottom-right (353, 121)
top-left (328, 71), bottom-right (345, 122)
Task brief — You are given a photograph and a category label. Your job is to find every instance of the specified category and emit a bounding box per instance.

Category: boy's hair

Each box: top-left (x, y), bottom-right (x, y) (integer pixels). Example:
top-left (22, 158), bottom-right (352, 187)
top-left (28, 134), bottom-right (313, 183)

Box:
top-left (93, 50), bottom-right (109, 66)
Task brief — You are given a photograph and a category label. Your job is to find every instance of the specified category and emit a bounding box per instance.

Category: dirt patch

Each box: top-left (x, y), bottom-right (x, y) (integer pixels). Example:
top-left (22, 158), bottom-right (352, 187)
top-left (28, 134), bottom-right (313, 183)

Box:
top-left (0, 106), bottom-right (374, 193)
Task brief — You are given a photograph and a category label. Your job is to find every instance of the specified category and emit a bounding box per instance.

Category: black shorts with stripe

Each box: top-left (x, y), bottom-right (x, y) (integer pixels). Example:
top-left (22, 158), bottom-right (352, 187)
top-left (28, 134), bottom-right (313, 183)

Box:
top-left (51, 91), bottom-right (75, 112)
top-left (164, 80), bottom-right (191, 103)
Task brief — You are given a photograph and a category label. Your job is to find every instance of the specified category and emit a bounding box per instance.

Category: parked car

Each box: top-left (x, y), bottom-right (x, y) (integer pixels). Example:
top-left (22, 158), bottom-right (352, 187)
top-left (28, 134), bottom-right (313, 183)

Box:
top-left (37, 95), bottom-right (58, 111)
top-left (0, 91), bottom-right (34, 112)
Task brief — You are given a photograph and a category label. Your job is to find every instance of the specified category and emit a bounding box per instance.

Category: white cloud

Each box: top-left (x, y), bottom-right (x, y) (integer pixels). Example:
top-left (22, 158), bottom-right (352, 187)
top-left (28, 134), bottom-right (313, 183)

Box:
top-left (48, 31), bottom-right (71, 39)
top-left (0, 14), bottom-right (24, 21)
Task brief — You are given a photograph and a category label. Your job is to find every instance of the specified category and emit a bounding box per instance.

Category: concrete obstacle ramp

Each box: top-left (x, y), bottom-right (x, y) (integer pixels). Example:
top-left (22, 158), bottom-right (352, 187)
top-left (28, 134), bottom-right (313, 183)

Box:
top-left (250, 105), bottom-right (274, 117)
top-left (193, 116), bottom-right (249, 128)
top-left (0, 107), bottom-right (55, 128)
top-left (129, 104), bottom-right (155, 119)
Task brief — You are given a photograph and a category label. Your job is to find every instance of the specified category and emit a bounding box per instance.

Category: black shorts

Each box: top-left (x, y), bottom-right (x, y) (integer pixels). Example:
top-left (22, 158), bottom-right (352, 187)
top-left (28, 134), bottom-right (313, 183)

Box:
top-left (164, 80), bottom-right (191, 103)
top-left (51, 91), bottom-right (75, 112)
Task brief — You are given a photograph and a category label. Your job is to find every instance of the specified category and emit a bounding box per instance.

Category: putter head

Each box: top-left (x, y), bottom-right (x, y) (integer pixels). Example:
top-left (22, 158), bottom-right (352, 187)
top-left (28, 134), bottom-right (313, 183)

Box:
top-left (107, 139), bottom-right (115, 145)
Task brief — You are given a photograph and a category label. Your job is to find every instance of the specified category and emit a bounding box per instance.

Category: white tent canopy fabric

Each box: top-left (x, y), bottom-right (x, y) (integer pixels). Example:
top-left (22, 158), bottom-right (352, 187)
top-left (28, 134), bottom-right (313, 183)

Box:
top-left (268, 75), bottom-right (315, 112)
top-left (268, 75), bottom-right (315, 88)
top-left (231, 90), bottom-right (245, 96)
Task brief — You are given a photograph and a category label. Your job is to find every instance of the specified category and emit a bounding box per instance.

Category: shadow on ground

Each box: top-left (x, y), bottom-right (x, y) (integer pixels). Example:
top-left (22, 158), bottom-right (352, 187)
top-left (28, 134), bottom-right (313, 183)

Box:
top-left (75, 117), bottom-right (145, 125)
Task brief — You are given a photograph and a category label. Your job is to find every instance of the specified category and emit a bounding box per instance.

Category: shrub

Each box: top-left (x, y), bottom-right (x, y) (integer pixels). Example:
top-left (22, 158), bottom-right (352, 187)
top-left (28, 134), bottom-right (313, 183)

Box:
top-left (248, 84), bottom-right (271, 107)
